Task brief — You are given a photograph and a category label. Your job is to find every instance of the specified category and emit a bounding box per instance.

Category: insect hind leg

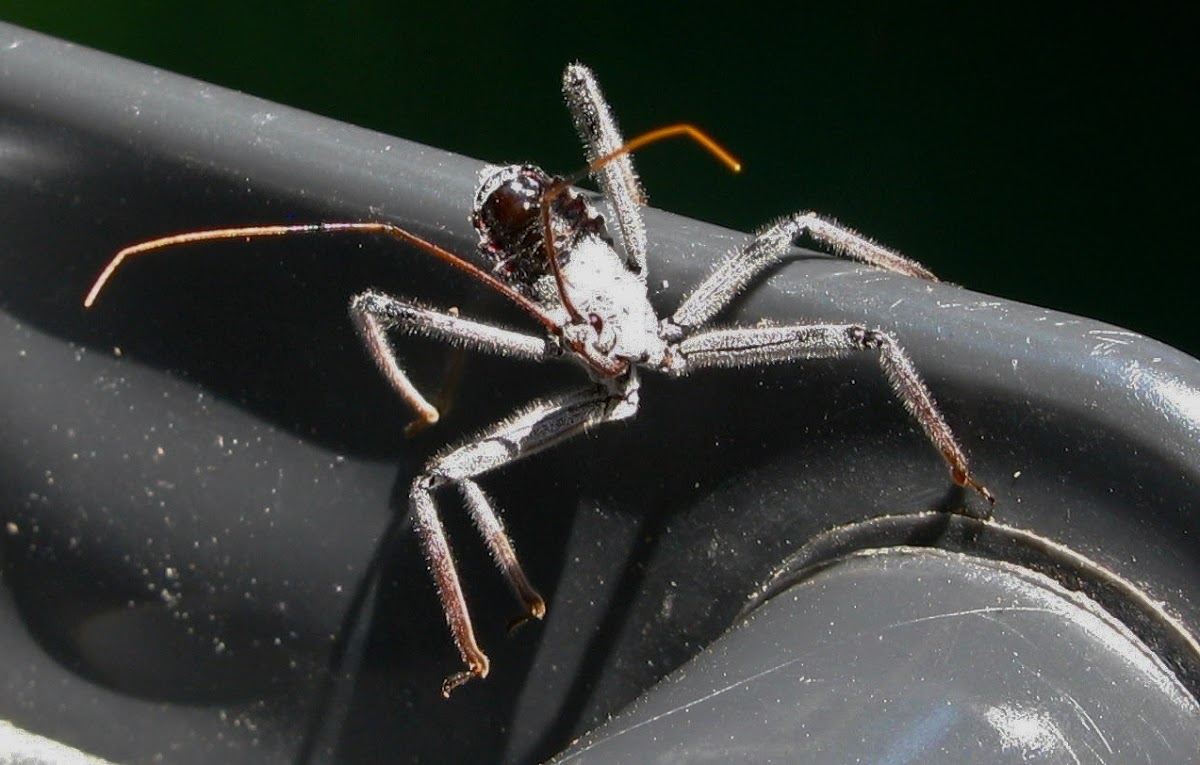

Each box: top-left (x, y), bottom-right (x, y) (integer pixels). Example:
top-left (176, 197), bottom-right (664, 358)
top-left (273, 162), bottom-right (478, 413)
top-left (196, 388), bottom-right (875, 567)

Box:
top-left (409, 386), bottom-right (632, 695)
top-left (675, 322), bottom-right (993, 504)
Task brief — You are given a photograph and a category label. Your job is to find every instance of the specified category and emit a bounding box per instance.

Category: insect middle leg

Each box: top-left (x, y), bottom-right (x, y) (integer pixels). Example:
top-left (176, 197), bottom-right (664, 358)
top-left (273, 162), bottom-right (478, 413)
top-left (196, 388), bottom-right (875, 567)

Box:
top-left (671, 212), bottom-right (939, 332)
top-left (675, 323), bottom-right (993, 502)
top-left (409, 386), bottom-right (635, 696)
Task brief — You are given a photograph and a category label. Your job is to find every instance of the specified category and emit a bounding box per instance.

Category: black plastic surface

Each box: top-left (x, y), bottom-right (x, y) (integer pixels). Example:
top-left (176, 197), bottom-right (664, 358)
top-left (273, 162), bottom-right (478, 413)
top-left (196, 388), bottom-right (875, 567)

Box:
top-left (553, 547), bottom-right (1200, 764)
top-left (2, 23), bottom-right (1199, 765)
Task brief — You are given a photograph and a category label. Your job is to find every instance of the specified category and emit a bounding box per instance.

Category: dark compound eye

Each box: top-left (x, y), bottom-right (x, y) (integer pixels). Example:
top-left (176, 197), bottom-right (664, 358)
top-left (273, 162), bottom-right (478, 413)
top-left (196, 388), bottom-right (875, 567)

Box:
top-left (476, 171), bottom-right (545, 254)
top-left (484, 181), bottom-right (536, 229)
top-left (588, 313), bottom-right (605, 332)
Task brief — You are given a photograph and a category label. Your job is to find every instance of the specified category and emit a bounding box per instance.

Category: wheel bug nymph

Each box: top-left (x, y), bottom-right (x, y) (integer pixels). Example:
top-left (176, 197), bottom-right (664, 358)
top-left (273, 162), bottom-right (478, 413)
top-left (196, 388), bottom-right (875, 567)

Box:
top-left (84, 63), bottom-right (993, 697)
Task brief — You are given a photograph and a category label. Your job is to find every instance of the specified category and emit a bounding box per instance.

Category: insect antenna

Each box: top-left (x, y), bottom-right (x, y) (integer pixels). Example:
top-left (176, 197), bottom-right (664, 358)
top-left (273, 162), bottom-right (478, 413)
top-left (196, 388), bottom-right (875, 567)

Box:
top-left (83, 222), bottom-right (561, 333)
top-left (569, 123), bottom-right (742, 185)
top-left (539, 124), bottom-right (741, 325)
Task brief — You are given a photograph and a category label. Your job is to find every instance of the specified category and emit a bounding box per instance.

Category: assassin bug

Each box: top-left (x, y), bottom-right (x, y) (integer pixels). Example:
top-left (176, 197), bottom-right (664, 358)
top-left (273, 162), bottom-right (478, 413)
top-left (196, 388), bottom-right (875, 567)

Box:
top-left (84, 63), bottom-right (992, 696)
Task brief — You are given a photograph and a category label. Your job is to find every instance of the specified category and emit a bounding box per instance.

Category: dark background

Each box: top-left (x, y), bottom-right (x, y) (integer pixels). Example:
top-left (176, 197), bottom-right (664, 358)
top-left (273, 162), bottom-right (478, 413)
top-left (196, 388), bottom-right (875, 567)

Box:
top-left (4, 3), bottom-right (1197, 357)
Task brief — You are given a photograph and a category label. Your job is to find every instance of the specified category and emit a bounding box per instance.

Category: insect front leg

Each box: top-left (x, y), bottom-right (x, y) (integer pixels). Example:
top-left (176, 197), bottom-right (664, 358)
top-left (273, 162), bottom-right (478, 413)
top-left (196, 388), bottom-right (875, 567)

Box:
top-left (673, 323), bottom-right (993, 503)
top-left (409, 386), bottom-right (636, 696)
top-left (562, 63), bottom-right (649, 275)
top-left (671, 213), bottom-right (938, 332)
top-left (350, 290), bottom-right (557, 434)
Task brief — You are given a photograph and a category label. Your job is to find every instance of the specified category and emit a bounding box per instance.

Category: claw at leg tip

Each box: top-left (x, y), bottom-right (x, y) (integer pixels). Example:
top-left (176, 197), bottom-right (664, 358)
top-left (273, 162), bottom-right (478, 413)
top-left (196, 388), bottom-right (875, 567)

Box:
top-left (507, 599), bottom-right (546, 635)
top-left (441, 659), bottom-right (489, 698)
top-left (979, 484), bottom-right (996, 505)
top-left (951, 466), bottom-right (995, 506)
top-left (966, 476), bottom-right (996, 505)
top-left (404, 408), bottom-right (441, 437)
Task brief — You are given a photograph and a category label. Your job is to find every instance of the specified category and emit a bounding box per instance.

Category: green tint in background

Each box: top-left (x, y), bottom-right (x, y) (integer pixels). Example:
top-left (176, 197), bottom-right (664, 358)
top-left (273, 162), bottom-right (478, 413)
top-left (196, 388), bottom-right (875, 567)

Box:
top-left (5, 3), bottom-right (1197, 356)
